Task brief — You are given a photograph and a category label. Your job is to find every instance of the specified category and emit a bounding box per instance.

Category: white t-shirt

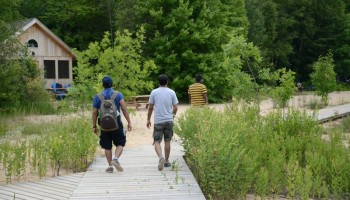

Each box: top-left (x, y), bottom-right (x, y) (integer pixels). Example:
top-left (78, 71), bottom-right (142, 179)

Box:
top-left (149, 87), bottom-right (179, 124)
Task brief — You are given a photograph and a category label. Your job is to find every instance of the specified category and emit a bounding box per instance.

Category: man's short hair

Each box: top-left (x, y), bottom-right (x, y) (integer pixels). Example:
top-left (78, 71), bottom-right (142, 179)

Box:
top-left (102, 76), bottom-right (113, 88)
top-left (159, 74), bottom-right (168, 86)
top-left (195, 74), bottom-right (203, 82)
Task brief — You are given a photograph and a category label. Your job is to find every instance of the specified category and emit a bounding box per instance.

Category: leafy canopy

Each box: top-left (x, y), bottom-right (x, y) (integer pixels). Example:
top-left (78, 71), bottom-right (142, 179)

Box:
top-left (129, 0), bottom-right (249, 101)
top-left (0, 21), bottom-right (51, 113)
top-left (74, 28), bottom-right (156, 103)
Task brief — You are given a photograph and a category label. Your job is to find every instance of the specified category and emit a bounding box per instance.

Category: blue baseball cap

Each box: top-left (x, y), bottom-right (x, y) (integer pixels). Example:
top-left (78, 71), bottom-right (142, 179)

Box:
top-left (102, 76), bottom-right (113, 85)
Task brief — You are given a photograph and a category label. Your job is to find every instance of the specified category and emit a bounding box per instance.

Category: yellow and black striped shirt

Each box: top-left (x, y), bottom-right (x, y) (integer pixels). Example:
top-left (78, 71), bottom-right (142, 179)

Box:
top-left (188, 83), bottom-right (207, 106)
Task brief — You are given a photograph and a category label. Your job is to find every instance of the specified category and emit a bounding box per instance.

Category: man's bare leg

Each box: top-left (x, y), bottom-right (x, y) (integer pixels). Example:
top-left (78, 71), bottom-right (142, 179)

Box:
top-left (155, 141), bottom-right (165, 170)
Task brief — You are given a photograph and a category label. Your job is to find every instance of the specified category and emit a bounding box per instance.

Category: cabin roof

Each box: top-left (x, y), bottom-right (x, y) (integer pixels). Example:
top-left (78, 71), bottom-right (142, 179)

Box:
top-left (12, 18), bottom-right (75, 58)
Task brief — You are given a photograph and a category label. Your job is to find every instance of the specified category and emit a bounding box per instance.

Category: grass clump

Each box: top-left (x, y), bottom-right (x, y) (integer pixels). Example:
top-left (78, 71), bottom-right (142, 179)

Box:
top-left (176, 103), bottom-right (350, 199)
top-left (0, 117), bottom-right (98, 183)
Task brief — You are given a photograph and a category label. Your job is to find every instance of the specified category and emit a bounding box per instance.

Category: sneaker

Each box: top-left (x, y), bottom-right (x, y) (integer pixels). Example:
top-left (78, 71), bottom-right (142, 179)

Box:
top-left (111, 159), bottom-right (123, 172)
top-left (164, 161), bottom-right (171, 167)
top-left (158, 158), bottom-right (165, 171)
top-left (105, 166), bottom-right (113, 173)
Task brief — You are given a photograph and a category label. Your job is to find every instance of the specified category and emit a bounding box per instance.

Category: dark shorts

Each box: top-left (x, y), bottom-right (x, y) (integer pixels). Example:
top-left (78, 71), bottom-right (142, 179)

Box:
top-left (153, 121), bottom-right (173, 143)
top-left (99, 116), bottom-right (126, 150)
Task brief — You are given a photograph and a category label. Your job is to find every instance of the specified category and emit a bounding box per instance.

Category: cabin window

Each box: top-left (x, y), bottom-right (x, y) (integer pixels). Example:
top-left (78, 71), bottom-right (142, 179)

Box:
top-left (58, 60), bottom-right (69, 78)
top-left (27, 39), bottom-right (38, 48)
top-left (44, 60), bottom-right (55, 79)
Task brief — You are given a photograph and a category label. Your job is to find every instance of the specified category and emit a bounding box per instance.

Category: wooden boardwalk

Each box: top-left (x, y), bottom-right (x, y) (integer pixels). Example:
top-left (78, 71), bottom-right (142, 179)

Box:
top-left (0, 173), bottom-right (84, 200)
top-left (1, 103), bottom-right (350, 200)
top-left (315, 103), bottom-right (350, 123)
top-left (0, 140), bottom-right (205, 200)
top-left (70, 140), bottom-right (205, 200)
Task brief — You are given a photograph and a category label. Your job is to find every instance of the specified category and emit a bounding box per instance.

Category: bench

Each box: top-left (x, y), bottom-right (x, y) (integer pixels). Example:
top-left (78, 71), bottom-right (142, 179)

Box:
top-left (128, 95), bottom-right (150, 110)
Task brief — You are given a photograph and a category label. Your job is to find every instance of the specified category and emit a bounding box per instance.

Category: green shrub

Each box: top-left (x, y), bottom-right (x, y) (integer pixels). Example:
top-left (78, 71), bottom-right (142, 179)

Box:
top-left (0, 120), bottom-right (7, 137)
top-left (176, 104), bottom-right (350, 199)
top-left (341, 116), bottom-right (350, 132)
top-left (0, 116), bottom-right (98, 183)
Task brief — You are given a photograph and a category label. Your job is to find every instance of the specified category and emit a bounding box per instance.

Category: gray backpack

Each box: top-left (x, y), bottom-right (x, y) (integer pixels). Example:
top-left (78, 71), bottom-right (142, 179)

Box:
top-left (98, 91), bottom-right (119, 131)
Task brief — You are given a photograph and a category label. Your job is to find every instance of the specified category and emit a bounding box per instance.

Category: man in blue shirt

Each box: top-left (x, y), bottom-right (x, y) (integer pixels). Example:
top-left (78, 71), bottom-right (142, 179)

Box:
top-left (147, 74), bottom-right (178, 170)
top-left (92, 76), bottom-right (132, 173)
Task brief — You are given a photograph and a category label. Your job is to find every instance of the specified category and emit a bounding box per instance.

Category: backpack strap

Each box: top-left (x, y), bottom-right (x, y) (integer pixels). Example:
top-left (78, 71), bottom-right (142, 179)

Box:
top-left (97, 91), bottom-right (119, 101)
top-left (110, 91), bottom-right (119, 101)
top-left (97, 93), bottom-right (105, 102)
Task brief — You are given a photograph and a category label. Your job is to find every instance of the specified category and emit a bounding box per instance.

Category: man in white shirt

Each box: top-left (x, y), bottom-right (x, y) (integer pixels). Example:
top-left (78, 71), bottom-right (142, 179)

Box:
top-left (146, 74), bottom-right (179, 170)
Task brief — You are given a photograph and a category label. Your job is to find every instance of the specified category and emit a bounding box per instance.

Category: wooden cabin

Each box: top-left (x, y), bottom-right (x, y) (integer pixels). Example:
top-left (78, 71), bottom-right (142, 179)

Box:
top-left (13, 18), bottom-right (75, 88)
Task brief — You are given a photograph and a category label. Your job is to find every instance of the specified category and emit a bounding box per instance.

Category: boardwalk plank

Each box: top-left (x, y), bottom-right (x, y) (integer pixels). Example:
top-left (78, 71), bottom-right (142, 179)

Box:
top-left (33, 180), bottom-right (76, 191)
top-left (317, 104), bottom-right (350, 122)
top-left (1, 184), bottom-right (68, 200)
top-left (37, 178), bottom-right (79, 187)
top-left (0, 186), bottom-right (54, 200)
top-left (70, 140), bottom-right (205, 199)
top-left (0, 191), bottom-right (29, 200)
top-left (54, 176), bottom-right (83, 183)
top-left (15, 182), bottom-right (73, 194)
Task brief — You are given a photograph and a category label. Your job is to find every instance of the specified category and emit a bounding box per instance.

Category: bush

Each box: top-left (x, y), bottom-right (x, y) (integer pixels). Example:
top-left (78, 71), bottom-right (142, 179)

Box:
top-left (0, 117), bottom-right (98, 183)
top-left (176, 104), bottom-right (350, 199)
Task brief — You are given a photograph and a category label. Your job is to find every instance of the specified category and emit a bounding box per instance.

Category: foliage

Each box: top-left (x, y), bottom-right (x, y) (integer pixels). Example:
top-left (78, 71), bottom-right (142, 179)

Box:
top-left (7, 0), bottom-right (350, 92)
top-left (221, 33), bottom-right (262, 103)
top-left (246, 0), bottom-right (350, 83)
top-left (260, 68), bottom-right (296, 108)
top-left (20, 0), bottom-right (114, 50)
top-left (74, 28), bottom-right (156, 104)
top-left (0, 0), bottom-right (22, 21)
top-left (246, 0), bottom-right (294, 68)
top-left (176, 105), bottom-right (350, 199)
top-left (123, 0), bottom-right (250, 101)
top-left (310, 52), bottom-right (337, 105)
top-left (340, 116), bottom-right (350, 133)
top-left (0, 21), bottom-right (54, 114)
top-left (0, 117), bottom-right (98, 182)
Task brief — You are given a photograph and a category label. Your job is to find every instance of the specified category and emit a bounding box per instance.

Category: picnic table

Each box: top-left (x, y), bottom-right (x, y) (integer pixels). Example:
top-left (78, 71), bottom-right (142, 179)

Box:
top-left (128, 95), bottom-right (150, 110)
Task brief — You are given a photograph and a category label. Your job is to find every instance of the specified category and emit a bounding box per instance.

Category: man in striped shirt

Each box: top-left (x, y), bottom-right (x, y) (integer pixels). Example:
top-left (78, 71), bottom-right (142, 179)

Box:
top-left (188, 74), bottom-right (208, 106)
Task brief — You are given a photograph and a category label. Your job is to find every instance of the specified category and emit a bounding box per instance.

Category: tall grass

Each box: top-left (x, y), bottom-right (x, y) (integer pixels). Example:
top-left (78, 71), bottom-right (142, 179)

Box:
top-left (176, 104), bottom-right (350, 199)
top-left (341, 116), bottom-right (350, 132)
top-left (0, 117), bottom-right (98, 183)
top-left (0, 119), bottom-right (7, 137)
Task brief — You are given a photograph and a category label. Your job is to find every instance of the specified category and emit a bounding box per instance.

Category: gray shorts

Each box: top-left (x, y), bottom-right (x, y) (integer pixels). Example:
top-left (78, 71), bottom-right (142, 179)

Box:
top-left (153, 121), bottom-right (173, 143)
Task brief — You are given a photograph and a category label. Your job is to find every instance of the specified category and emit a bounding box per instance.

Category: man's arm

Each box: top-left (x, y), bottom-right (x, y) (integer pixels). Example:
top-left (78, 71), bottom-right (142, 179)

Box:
top-left (173, 104), bottom-right (178, 118)
top-left (146, 104), bottom-right (154, 128)
top-left (120, 99), bottom-right (132, 131)
top-left (92, 108), bottom-right (99, 135)
top-left (203, 93), bottom-right (208, 104)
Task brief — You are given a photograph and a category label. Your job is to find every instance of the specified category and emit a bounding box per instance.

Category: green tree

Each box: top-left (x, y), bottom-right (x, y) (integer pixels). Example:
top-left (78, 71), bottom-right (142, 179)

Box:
top-left (289, 0), bottom-right (347, 82)
top-left (310, 52), bottom-right (337, 106)
top-left (74, 28), bottom-right (156, 104)
top-left (246, 0), bottom-right (295, 69)
top-left (0, 0), bottom-right (22, 21)
top-left (0, 21), bottom-right (50, 113)
top-left (221, 32), bottom-right (262, 103)
top-left (246, 0), bottom-right (350, 83)
top-left (334, 13), bottom-right (350, 80)
top-left (20, 0), bottom-right (114, 50)
top-left (260, 68), bottom-right (296, 109)
top-left (117, 0), bottom-right (249, 101)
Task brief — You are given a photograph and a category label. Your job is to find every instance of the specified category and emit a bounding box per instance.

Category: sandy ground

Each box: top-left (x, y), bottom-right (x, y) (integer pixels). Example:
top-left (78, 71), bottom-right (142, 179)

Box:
top-left (1, 91), bottom-right (350, 185)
